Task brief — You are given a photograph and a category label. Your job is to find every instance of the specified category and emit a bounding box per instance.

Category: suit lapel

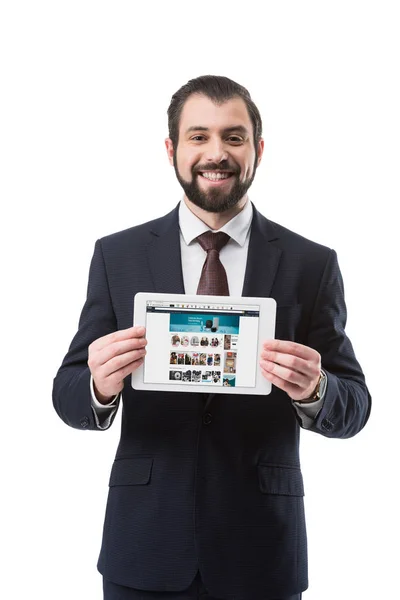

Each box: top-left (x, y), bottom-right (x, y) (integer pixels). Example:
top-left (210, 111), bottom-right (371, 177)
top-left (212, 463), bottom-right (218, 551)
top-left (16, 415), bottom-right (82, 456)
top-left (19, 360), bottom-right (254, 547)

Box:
top-left (146, 204), bottom-right (186, 294)
top-left (242, 203), bottom-right (282, 298)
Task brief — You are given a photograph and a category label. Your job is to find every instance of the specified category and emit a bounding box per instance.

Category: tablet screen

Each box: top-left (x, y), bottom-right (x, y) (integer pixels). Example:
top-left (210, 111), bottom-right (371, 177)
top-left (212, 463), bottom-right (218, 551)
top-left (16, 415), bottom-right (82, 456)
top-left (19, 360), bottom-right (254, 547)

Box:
top-left (144, 299), bottom-right (260, 389)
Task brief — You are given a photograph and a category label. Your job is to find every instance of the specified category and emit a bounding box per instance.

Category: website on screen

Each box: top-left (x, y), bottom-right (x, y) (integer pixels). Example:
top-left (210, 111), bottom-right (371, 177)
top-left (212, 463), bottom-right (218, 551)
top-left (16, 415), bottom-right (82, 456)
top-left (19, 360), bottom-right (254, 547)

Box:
top-left (144, 300), bottom-right (260, 388)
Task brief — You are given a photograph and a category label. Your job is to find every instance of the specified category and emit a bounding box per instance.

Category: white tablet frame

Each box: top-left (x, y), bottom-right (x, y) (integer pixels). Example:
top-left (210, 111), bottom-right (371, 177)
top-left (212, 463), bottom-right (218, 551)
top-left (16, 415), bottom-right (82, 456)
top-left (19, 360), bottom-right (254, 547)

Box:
top-left (131, 292), bottom-right (276, 395)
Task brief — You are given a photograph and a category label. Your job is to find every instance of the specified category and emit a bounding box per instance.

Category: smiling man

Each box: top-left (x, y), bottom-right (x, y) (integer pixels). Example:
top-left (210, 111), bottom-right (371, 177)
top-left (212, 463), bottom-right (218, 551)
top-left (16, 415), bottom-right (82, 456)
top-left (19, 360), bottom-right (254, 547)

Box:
top-left (53, 75), bottom-right (371, 600)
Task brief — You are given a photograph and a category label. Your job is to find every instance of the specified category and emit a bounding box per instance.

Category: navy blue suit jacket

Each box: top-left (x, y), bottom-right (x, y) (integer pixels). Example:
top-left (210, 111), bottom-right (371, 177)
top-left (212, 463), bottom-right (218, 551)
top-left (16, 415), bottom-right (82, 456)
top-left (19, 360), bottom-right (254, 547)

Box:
top-left (53, 203), bottom-right (371, 599)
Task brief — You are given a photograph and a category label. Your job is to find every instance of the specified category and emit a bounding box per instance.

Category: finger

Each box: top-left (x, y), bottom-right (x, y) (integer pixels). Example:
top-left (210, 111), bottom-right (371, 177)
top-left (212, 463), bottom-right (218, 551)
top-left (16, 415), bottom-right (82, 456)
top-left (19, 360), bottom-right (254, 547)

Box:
top-left (260, 349), bottom-right (317, 378)
top-left (93, 326), bottom-right (146, 351)
top-left (100, 347), bottom-right (147, 378)
top-left (95, 337), bottom-right (148, 368)
top-left (109, 356), bottom-right (145, 385)
top-left (259, 358), bottom-right (309, 388)
top-left (260, 366), bottom-right (303, 398)
top-left (262, 339), bottom-right (318, 360)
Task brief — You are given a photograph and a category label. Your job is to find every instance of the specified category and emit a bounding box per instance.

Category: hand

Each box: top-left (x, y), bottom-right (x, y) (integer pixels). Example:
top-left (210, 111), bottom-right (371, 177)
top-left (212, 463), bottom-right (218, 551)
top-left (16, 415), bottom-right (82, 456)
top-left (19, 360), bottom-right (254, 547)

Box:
top-left (260, 340), bottom-right (321, 402)
top-left (88, 326), bottom-right (147, 403)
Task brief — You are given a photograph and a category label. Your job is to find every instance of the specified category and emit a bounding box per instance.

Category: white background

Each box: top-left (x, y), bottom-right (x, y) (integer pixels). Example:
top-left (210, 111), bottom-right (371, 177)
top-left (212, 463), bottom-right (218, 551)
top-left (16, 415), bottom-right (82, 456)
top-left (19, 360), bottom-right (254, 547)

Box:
top-left (1, 1), bottom-right (399, 598)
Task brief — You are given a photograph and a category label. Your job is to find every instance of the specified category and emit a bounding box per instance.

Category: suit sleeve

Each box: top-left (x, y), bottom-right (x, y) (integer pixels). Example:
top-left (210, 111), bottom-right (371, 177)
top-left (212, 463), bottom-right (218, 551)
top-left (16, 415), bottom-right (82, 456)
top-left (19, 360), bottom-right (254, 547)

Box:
top-left (52, 239), bottom-right (119, 430)
top-left (305, 249), bottom-right (371, 438)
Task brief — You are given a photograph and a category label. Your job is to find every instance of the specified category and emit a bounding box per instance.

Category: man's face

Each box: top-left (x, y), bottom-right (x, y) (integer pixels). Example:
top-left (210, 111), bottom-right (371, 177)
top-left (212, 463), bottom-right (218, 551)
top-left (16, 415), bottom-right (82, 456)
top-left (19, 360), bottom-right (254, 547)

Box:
top-left (166, 94), bottom-right (264, 213)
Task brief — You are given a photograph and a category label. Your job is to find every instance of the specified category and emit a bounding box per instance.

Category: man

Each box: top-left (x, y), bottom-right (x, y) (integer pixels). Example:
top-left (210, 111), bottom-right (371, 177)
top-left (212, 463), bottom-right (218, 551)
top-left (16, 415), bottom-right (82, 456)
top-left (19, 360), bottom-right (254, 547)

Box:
top-left (53, 75), bottom-right (371, 599)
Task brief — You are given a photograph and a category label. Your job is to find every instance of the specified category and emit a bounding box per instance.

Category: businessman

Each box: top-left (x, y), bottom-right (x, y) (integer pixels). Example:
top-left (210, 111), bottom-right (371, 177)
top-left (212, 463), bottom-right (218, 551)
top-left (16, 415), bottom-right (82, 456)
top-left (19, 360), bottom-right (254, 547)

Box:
top-left (53, 75), bottom-right (371, 599)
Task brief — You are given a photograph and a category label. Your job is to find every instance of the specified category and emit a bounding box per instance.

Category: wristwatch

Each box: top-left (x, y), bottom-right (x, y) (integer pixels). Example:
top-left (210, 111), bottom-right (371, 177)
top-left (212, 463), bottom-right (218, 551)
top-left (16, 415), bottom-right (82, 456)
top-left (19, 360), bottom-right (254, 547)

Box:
top-left (309, 370), bottom-right (327, 401)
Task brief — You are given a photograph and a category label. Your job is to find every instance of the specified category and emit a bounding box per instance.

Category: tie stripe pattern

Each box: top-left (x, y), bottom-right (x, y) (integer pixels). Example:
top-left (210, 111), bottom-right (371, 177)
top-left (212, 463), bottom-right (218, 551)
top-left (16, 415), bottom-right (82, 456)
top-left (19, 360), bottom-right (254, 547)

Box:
top-left (196, 231), bottom-right (230, 296)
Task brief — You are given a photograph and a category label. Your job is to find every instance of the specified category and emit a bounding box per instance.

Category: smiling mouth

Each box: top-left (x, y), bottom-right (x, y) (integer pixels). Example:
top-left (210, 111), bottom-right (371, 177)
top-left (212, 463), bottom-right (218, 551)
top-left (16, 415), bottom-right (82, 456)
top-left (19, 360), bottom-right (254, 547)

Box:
top-left (198, 171), bottom-right (235, 182)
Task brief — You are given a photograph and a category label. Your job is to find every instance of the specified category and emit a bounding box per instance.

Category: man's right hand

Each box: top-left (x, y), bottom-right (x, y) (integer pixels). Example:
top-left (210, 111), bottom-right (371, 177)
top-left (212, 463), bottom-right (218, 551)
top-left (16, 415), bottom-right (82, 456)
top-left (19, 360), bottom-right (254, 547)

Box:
top-left (88, 326), bottom-right (147, 404)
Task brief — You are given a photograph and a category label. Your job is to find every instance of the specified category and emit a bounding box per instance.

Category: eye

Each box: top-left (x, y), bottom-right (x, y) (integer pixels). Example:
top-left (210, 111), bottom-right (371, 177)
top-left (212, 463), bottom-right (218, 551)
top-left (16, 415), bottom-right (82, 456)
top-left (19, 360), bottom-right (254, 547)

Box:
top-left (227, 136), bottom-right (243, 143)
top-left (191, 135), bottom-right (206, 142)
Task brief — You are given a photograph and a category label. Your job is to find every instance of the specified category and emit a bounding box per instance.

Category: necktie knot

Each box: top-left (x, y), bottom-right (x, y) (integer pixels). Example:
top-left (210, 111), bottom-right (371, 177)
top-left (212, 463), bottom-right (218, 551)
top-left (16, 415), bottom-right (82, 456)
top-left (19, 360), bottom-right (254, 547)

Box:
top-left (196, 231), bottom-right (230, 254)
top-left (196, 231), bottom-right (230, 296)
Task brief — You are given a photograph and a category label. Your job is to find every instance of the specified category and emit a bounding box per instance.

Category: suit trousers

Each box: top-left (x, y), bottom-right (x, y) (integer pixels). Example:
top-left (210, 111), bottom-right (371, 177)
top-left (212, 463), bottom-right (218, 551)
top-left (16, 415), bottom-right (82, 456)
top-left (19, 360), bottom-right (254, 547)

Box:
top-left (103, 572), bottom-right (302, 600)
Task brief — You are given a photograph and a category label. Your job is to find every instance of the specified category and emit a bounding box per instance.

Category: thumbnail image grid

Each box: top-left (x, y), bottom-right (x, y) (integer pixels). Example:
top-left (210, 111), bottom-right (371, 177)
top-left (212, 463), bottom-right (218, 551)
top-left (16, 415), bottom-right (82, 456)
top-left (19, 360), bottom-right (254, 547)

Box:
top-left (169, 369), bottom-right (221, 384)
top-left (168, 312), bottom-right (240, 386)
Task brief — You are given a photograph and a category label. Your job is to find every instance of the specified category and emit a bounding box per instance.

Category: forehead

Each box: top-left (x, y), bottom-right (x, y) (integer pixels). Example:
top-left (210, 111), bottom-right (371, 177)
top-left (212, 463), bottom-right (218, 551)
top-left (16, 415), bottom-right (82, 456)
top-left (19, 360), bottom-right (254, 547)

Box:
top-left (179, 94), bottom-right (253, 135)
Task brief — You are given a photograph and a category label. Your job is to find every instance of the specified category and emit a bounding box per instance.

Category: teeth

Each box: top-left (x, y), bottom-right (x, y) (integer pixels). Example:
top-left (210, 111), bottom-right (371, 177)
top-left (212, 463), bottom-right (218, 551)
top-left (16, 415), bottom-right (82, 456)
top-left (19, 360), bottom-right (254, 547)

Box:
top-left (201, 172), bottom-right (231, 181)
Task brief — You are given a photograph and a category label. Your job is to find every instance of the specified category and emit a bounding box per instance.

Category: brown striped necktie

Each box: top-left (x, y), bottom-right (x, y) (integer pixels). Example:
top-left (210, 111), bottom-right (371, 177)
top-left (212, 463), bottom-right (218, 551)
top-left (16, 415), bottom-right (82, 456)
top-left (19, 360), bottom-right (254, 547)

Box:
top-left (196, 231), bottom-right (230, 296)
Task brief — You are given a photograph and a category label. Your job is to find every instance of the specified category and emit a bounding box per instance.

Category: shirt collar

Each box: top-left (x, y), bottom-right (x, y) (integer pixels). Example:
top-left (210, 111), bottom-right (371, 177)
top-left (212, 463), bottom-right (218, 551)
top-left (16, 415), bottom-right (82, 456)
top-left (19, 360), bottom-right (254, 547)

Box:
top-left (179, 196), bottom-right (253, 247)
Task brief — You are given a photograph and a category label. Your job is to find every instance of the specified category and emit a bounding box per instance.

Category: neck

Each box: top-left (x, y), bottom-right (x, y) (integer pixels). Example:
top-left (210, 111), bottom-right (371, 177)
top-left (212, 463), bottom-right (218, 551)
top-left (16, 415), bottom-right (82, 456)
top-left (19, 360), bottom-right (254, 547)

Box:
top-left (183, 195), bottom-right (248, 230)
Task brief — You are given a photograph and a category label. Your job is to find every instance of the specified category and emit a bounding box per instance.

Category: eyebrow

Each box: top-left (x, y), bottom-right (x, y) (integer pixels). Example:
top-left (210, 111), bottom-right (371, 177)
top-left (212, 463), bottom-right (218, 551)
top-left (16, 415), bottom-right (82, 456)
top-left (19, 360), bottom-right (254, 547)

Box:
top-left (185, 125), bottom-right (250, 136)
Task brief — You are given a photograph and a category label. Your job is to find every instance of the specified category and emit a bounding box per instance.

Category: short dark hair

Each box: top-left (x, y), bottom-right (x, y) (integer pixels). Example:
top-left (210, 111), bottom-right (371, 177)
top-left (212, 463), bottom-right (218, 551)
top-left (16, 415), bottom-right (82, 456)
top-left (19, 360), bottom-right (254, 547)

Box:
top-left (167, 75), bottom-right (262, 150)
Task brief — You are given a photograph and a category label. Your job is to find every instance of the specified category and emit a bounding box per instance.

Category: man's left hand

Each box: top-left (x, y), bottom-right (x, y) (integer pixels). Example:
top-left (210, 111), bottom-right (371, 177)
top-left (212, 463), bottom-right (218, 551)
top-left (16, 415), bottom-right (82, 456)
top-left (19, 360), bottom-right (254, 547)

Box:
top-left (260, 340), bottom-right (321, 402)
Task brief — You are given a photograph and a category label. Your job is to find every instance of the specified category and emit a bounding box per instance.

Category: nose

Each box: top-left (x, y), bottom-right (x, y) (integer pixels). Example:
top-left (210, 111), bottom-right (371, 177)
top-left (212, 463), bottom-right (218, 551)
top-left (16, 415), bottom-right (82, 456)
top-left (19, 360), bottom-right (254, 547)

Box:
top-left (205, 139), bottom-right (229, 164)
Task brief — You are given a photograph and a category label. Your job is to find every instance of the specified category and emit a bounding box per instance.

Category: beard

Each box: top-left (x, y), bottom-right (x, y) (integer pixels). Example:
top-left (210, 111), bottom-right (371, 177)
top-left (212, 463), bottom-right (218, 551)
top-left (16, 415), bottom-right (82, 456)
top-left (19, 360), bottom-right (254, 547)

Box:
top-left (173, 154), bottom-right (258, 213)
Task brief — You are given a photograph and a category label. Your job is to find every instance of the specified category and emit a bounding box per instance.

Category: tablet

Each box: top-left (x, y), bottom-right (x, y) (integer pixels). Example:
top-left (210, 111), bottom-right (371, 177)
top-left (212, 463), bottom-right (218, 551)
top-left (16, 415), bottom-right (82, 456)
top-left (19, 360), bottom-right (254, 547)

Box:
top-left (131, 292), bottom-right (276, 395)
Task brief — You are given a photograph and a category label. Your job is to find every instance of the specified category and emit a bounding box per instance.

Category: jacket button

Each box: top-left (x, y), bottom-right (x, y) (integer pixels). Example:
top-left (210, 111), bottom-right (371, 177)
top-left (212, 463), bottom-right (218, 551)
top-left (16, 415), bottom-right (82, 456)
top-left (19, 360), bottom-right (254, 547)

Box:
top-left (80, 416), bottom-right (89, 429)
top-left (203, 413), bottom-right (212, 425)
top-left (321, 418), bottom-right (333, 431)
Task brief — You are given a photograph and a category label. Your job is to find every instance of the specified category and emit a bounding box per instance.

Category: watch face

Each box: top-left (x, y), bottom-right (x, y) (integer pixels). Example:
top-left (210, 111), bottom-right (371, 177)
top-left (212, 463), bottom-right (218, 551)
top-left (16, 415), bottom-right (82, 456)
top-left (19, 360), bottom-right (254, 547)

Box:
top-left (313, 371), bottom-right (326, 400)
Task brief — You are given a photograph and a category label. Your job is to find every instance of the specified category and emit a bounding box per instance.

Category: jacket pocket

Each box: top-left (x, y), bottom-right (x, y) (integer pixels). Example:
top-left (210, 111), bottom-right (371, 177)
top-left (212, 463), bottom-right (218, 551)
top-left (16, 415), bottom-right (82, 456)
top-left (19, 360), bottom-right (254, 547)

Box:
top-left (258, 464), bottom-right (304, 497)
top-left (109, 456), bottom-right (153, 487)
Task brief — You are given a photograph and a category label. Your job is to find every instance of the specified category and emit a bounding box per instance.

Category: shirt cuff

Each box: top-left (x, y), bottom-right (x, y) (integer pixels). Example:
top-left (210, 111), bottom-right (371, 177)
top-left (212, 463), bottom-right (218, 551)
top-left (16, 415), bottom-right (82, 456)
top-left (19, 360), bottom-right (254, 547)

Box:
top-left (90, 375), bottom-right (120, 430)
top-left (291, 370), bottom-right (327, 429)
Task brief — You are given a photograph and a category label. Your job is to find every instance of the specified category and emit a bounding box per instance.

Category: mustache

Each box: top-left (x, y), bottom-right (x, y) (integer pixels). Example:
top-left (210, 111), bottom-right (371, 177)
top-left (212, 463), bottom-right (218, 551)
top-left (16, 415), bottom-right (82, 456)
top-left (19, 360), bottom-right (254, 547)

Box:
top-left (193, 162), bottom-right (239, 174)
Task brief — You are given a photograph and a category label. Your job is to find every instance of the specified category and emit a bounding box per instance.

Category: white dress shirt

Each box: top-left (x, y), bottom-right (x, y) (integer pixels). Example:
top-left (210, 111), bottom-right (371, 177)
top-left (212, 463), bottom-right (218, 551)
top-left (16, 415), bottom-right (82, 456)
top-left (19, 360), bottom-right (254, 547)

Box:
top-left (91, 197), bottom-right (325, 429)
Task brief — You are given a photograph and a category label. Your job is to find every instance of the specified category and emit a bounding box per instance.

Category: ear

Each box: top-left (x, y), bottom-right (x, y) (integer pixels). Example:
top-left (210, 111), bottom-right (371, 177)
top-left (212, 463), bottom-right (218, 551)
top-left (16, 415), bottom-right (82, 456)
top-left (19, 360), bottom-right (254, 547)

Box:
top-left (165, 138), bottom-right (175, 166)
top-left (256, 138), bottom-right (265, 167)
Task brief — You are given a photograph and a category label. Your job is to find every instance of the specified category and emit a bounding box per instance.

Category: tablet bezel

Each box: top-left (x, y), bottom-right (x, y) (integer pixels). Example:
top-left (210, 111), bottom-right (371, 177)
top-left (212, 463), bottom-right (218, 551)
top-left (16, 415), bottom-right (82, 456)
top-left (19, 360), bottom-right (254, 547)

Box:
top-left (131, 292), bottom-right (276, 395)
